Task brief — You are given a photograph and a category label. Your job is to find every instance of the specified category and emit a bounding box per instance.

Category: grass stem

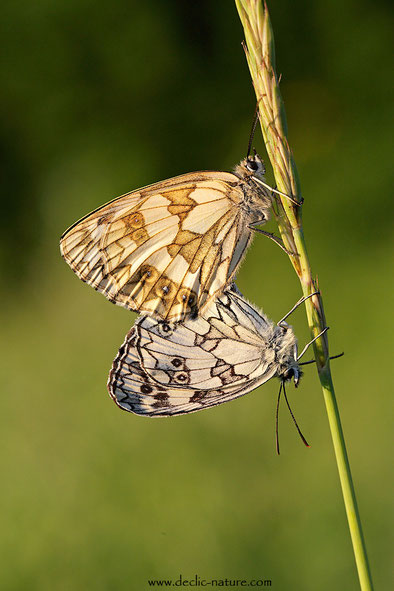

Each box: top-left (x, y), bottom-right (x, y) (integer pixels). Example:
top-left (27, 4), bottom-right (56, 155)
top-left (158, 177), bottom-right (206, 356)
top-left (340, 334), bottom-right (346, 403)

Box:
top-left (235, 2), bottom-right (373, 589)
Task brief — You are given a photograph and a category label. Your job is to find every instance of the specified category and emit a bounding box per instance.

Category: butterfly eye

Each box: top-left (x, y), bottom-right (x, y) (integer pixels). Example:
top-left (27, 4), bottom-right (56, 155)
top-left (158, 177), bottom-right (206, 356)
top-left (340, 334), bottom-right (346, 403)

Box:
top-left (283, 367), bottom-right (294, 381)
top-left (279, 321), bottom-right (289, 333)
top-left (246, 158), bottom-right (259, 172)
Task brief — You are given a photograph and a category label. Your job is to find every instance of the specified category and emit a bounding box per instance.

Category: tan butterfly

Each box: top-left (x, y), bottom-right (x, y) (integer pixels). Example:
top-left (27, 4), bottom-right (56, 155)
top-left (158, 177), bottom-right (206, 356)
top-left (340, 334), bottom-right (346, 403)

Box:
top-left (60, 153), bottom-right (275, 321)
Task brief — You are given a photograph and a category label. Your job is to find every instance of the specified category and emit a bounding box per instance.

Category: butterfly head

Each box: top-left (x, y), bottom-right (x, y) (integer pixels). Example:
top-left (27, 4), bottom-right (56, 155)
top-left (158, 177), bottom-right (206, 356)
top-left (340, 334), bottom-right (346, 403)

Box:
top-left (275, 323), bottom-right (302, 388)
top-left (235, 152), bottom-right (271, 220)
top-left (281, 364), bottom-right (302, 388)
top-left (236, 151), bottom-right (266, 182)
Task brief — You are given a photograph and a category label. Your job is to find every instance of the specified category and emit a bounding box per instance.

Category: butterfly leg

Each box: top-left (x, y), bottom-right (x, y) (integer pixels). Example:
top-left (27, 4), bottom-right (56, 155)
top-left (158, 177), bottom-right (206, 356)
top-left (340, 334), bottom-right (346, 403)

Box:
top-left (248, 222), bottom-right (295, 256)
top-left (251, 177), bottom-right (303, 206)
top-left (298, 352), bottom-right (344, 367)
top-left (277, 291), bottom-right (320, 326)
top-left (296, 327), bottom-right (329, 361)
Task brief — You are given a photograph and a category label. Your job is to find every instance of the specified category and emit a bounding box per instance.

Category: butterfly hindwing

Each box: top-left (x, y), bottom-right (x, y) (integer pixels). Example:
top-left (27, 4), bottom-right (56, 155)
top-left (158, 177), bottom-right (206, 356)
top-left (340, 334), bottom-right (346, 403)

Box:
top-left (60, 158), bottom-right (271, 321)
top-left (108, 326), bottom-right (272, 417)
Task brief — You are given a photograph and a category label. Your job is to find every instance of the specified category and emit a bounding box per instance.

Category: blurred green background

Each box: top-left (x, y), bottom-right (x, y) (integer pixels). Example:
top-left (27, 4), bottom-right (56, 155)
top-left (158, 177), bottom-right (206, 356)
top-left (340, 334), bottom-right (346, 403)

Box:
top-left (1, 1), bottom-right (392, 589)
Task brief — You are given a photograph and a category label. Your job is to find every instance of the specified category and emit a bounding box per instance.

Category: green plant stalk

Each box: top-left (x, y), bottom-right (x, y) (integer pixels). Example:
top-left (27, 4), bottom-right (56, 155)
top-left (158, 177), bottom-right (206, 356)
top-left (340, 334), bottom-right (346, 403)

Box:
top-left (235, 1), bottom-right (373, 590)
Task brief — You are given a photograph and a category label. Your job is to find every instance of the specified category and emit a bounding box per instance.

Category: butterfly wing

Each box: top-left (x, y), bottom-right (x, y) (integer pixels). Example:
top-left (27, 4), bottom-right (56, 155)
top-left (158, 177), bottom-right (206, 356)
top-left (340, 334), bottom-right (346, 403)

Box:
top-left (136, 290), bottom-right (276, 389)
top-left (60, 171), bottom-right (252, 320)
top-left (107, 327), bottom-right (275, 416)
top-left (108, 288), bottom-right (279, 416)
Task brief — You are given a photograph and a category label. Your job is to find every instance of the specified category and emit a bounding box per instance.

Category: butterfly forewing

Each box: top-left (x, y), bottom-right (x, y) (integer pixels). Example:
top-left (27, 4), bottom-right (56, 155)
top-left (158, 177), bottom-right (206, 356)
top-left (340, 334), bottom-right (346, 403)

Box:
top-left (60, 160), bottom-right (271, 321)
top-left (108, 287), bottom-right (294, 416)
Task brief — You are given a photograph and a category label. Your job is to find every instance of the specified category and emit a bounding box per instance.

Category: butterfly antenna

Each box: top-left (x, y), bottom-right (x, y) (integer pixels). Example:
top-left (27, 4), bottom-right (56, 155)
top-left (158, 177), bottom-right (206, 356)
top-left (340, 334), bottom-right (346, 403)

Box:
top-left (283, 382), bottom-right (310, 448)
top-left (296, 327), bottom-right (329, 361)
top-left (275, 382), bottom-right (283, 455)
top-left (299, 352), bottom-right (345, 367)
top-left (246, 103), bottom-right (260, 159)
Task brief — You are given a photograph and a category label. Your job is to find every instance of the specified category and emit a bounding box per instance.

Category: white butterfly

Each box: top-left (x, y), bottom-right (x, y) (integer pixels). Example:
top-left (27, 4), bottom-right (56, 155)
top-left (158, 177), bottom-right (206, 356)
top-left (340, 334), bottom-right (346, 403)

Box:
top-left (60, 154), bottom-right (273, 321)
top-left (108, 285), bottom-right (304, 417)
